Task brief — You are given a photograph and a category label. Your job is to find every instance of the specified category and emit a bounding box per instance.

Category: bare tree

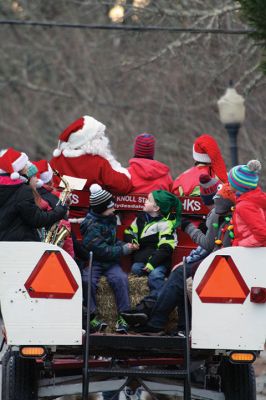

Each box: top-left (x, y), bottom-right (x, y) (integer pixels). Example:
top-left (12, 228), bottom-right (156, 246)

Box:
top-left (0, 0), bottom-right (265, 184)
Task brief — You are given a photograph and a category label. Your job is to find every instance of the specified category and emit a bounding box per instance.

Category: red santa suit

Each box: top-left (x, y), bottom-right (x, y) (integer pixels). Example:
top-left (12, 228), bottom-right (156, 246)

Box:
top-left (172, 134), bottom-right (228, 197)
top-left (50, 116), bottom-right (132, 220)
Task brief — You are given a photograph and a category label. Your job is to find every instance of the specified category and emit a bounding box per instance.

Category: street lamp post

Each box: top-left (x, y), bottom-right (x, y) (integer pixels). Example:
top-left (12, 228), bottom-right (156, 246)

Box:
top-left (217, 83), bottom-right (245, 167)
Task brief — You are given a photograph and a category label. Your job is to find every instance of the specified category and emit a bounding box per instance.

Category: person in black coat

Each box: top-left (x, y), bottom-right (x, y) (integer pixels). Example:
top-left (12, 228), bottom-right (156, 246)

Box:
top-left (0, 148), bottom-right (67, 242)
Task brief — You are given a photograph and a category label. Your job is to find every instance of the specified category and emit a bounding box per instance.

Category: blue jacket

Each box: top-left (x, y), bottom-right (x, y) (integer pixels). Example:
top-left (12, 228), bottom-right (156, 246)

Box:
top-left (80, 211), bottom-right (125, 268)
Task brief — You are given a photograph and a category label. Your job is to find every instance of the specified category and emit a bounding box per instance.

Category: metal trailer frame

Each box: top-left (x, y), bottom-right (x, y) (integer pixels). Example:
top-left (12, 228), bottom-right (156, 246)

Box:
top-left (81, 254), bottom-right (192, 400)
top-left (1, 243), bottom-right (261, 400)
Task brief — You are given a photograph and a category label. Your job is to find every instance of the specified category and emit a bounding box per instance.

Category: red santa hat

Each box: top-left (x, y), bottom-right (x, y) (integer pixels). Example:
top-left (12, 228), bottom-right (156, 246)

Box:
top-left (53, 115), bottom-right (106, 157)
top-left (32, 160), bottom-right (53, 184)
top-left (0, 147), bottom-right (28, 180)
top-left (193, 134), bottom-right (228, 183)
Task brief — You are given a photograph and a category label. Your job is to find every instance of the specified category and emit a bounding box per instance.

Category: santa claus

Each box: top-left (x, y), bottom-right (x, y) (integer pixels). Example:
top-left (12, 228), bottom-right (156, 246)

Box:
top-left (50, 115), bottom-right (132, 221)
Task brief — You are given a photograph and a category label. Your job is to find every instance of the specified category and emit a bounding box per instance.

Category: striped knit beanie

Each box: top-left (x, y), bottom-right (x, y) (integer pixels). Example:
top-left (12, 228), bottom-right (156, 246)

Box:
top-left (199, 174), bottom-right (219, 205)
top-left (89, 183), bottom-right (114, 214)
top-left (134, 133), bottom-right (155, 159)
top-left (228, 160), bottom-right (261, 193)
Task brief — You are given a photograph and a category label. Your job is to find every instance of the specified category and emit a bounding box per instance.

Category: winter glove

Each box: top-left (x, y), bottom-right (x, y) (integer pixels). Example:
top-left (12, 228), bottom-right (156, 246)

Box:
top-left (142, 262), bottom-right (154, 274)
top-left (181, 218), bottom-right (192, 231)
top-left (122, 243), bottom-right (134, 255)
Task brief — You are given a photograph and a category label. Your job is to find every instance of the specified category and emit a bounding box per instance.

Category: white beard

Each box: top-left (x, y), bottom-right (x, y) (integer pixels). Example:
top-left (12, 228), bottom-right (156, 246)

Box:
top-left (61, 134), bottom-right (130, 178)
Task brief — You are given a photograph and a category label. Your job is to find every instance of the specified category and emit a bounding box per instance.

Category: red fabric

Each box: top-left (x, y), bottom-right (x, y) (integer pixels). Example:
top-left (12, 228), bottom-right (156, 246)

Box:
top-left (50, 154), bottom-right (132, 218)
top-left (59, 117), bottom-right (84, 142)
top-left (128, 158), bottom-right (173, 194)
top-left (121, 158), bottom-right (173, 226)
top-left (232, 187), bottom-right (266, 247)
top-left (0, 176), bottom-right (24, 185)
top-left (193, 135), bottom-right (228, 183)
top-left (172, 165), bottom-right (217, 196)
top-left (0, 148), bottom-right (27, 175)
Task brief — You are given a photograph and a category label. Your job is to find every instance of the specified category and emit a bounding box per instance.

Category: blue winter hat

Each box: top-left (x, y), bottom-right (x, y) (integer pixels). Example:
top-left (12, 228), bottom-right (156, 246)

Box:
top-left (228, 160), bottom-right (261, 193)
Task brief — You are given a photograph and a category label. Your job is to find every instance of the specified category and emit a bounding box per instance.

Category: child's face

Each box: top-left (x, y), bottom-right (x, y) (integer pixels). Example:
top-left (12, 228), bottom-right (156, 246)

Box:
top-left (143, 193), bottom-right (160, 214)
top-left (101, 206), bottom-right (115, 216)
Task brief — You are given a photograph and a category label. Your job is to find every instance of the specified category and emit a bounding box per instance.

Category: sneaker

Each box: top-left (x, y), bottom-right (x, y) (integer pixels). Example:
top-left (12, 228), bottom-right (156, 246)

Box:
top-left (120, 311), bottom-right (148, 327)
top-left (90, 317), bottom-right (107, 333)
top-left (123, 386), bottom-right (142, 400)
top-left (115, 315), bottom-right (128, 334)
top-left (129, 324), bottom-right (165, 336)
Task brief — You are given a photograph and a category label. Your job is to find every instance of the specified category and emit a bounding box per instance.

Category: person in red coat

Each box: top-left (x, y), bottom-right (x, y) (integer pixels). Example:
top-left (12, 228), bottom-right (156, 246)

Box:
top-left (50, 115), bottom-right (132, 221)
top-left (121, 133), bottom-right (173, 226)
top-left (228, 159), bottom-right (266, 247)
top-left (128, 133), bottom-right (173, 194)
top-left (172, 134), bottom-right (228, 197)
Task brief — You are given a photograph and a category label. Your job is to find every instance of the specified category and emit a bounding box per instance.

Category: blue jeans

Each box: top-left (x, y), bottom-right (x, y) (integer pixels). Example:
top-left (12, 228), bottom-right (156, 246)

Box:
top-left (82, 263), bottom-right (130, 314)
top-left (131, 262), bottom-right (168, 300)
top-left (148, 262), bottom-right (193, 331)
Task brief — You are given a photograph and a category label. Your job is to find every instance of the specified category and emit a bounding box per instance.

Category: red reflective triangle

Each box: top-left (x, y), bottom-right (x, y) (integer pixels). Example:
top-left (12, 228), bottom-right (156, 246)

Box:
top-left (196, 255), bottom-right (250, 303)
top-left (25, 251), bottom-right (78, 299)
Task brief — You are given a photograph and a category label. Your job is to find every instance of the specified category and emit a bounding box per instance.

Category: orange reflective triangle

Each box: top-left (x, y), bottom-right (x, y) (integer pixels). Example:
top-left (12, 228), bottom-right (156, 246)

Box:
top-left (196, 255), bottom-right (249, 303)
top-left (25, 251), bottom-right (78, 299)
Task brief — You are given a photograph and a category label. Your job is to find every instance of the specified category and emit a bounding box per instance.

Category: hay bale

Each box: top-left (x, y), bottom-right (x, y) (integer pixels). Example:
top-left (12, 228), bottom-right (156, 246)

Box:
top-left (97, 274), bottom-right (178, 333)
top-left (97, 275), bottom-right (149, 332)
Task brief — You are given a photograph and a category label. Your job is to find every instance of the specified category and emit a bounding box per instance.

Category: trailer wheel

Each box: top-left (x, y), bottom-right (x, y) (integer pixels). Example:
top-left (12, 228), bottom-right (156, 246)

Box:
top-left (219, 358), bottom-right (256, 400)
top-left (1, 349), bottom-right (38, 400)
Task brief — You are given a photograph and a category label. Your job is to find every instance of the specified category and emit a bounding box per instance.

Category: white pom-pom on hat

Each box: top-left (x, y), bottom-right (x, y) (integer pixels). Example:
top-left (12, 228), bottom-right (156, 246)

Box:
top-left (247, 159), bottom-right (261, 174)
top-left (53, 148), bottom-right (62, 157)
top-left (10, 172), bottom-right (20, 180)
top-left (90, 183), bottom-right (102, 194)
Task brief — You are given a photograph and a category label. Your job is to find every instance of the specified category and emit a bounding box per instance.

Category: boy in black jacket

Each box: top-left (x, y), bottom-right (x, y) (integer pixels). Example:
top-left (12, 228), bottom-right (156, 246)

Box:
top-left (124, 190), bottom-right (182, 311)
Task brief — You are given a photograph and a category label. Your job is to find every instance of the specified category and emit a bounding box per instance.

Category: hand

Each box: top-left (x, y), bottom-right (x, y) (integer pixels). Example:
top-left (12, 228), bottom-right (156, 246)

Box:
top-left (122, 243), bottom-right (134, 255)
top-left (181, 218), bottom-right (191, 231)
top-left (142, 263), bottom-right (154, 274)
top-left (131, 243), bottom-right (140, 250)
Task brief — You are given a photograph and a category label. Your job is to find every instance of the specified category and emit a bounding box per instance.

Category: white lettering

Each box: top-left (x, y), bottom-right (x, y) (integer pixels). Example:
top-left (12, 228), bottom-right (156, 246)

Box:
top-left (182, 199), bottom-right (202, 212)
top-left (70, 193), bottom-right (79, 205)
top-left (193, 201), bottom-right (201, 211)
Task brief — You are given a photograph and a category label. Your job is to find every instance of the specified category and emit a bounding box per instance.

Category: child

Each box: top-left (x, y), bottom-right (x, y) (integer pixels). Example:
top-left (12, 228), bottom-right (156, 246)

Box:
top-left (228, 159), bottom-right (266, 247)
top-left (80, 184), bottom-right (135, 334)
top-left (124, 190), bottom-right (182, 314)
top-left (121, 133), bottom-right (173, 226)
top-left (122, 178), bottom-right (235, 335)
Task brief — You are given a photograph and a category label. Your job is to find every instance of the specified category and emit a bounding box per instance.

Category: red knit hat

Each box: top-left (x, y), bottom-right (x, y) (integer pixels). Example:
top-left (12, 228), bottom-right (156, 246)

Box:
top-left (193, 134), bottom-right (228, 183)
top-left (0, 147), bottom-right (28, 180)
top-left (134, 133), bottom-right (156, 159)
top-left (53, 115), bottom-right (106, 157)
top-left (33, 160), bottom-right (53, 184)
